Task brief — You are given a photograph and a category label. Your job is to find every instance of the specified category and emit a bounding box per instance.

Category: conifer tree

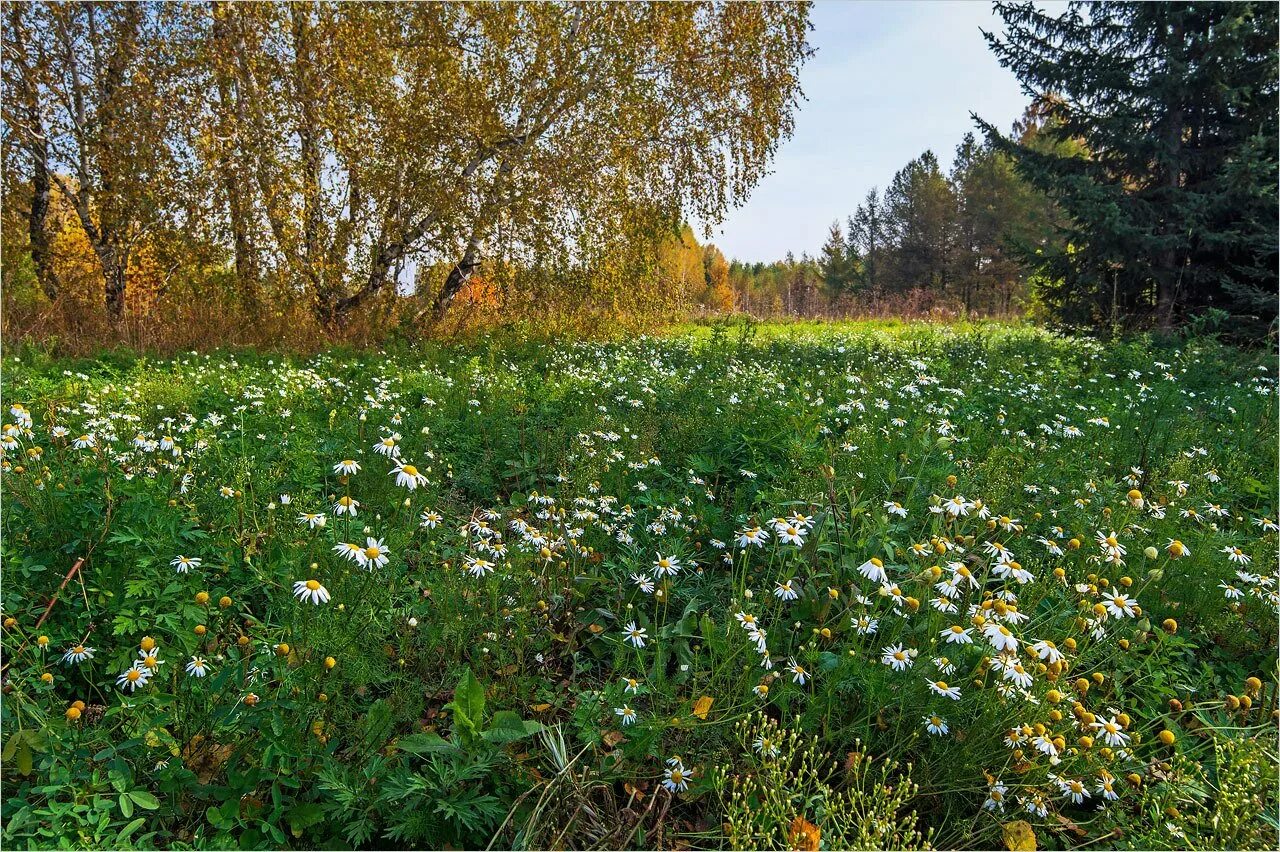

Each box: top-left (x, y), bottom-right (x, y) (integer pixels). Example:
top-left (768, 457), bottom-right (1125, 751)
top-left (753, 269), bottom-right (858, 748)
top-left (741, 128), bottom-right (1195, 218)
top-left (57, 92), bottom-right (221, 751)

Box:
top-left (979, 1), bottom-right (1278, 332)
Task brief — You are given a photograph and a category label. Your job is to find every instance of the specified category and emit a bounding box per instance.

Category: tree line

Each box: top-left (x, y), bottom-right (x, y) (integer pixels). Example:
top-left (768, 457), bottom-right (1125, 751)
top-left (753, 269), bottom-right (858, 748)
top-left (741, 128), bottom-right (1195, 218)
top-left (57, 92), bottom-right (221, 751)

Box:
top-left (731, 1), bottom-right (1277, 335)
top-left (1, 1), bottom-right (809, 344)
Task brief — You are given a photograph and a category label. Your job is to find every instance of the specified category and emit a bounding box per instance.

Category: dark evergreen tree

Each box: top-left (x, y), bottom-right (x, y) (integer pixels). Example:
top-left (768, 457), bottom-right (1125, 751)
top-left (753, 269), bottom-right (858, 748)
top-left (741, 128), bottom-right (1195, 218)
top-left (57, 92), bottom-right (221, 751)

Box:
top-left (848, 188), bottom-right (885, 291)
top-left (979, 1), bottom-right (1279, 333)
top-left (882, 151), bottom-right (955, 292)
top-left (818, 220), bottom-right (856, 292)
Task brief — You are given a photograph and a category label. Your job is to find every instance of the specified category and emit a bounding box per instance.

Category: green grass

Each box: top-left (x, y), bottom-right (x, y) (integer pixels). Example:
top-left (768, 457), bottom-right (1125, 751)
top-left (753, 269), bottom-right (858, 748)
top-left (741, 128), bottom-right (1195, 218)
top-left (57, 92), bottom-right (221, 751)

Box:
top-left (2, 322), bottom-right (1276, 849)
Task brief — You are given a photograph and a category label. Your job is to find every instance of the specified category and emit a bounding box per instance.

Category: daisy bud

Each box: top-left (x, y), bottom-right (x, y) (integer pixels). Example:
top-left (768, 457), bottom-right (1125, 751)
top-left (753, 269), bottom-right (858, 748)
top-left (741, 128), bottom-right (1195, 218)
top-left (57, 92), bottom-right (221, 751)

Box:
top-left (1162, 618), bottom-right (1177, 633)
top-left (1245, 676), bottom-right (1262, 694)
top-left (195, 591), bottom-right (210, 605)
top-left (1157, 729), bottom-right (1176, 745)
top-left (65, 706), bottom-right (82, 721)
top-left (41, 672), bottom-right (53, 683)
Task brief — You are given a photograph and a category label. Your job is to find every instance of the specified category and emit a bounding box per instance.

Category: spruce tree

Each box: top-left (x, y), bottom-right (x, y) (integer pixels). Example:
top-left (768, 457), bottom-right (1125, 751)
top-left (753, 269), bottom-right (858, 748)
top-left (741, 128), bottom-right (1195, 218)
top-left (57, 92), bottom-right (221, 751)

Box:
top-left (979, 1), bottom-right (1278, 333)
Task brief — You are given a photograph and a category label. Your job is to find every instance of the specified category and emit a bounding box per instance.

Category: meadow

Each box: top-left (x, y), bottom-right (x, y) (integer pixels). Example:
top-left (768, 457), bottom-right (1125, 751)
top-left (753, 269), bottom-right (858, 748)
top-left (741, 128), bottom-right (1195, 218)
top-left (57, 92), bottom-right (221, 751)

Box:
top-left (1, 321), bottom-right (1276, 850)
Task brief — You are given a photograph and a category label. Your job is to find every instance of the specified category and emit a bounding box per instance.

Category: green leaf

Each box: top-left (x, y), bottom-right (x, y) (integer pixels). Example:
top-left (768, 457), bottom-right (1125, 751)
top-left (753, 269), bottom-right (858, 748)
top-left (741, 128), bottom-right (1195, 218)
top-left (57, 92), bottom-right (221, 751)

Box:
top-left (481, 711), bottom-right (543, 744)
top-left (128, 790), bottom-right (160, 810)
top-left (285, 803), bottom-right (325, 837)
top-left (396, 732), bottom-right (458, 755)
top-left (119, 793), bottom-right (134, 819)
top-left (16, 740), bottom-right (32, 776)
top-left (445, 667), bottom-right (485, 736)
top-left (116, 818), bottom-right (147, 844)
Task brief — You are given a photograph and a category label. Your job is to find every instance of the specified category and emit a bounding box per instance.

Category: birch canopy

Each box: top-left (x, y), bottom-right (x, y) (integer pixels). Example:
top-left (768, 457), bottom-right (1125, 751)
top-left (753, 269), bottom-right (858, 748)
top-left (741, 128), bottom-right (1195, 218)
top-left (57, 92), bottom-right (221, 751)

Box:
top-left (3, 1), bottom-right (812, 324)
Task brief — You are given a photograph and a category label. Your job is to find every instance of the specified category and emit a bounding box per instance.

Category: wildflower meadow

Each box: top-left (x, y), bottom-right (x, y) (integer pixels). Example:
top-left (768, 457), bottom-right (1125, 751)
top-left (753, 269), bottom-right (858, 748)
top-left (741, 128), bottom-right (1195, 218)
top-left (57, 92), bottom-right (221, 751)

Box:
top-left (1, 321), bottom-right (1276, 849)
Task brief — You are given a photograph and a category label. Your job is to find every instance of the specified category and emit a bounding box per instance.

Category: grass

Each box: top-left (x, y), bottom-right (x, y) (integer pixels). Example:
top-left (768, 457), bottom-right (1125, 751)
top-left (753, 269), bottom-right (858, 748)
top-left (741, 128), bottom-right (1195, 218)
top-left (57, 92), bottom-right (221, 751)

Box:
top-left (1, 321), bottom-right (1276, 849)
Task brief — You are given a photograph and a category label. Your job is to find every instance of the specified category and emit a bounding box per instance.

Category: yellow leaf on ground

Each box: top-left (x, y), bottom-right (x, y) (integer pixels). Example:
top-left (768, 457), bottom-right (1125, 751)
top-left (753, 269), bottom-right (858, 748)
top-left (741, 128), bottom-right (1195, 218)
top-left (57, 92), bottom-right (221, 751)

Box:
top-left (692, 696), bottom-right (714, 719)
top-left (1003, 820), bottom-right (1037, 851)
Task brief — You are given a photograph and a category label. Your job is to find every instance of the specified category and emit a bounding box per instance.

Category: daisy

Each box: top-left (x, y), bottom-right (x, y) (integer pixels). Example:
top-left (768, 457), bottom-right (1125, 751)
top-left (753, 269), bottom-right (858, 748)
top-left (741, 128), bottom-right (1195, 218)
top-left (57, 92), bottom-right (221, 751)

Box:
top-left (943, 495), bottom-right (972, 517)
top-left (983, 781), bottom-right (1008, 811)
top-left (852, 615), bottom-right (878, 635)
top-left (631, 573), bottom-right (656, 594)
top-left (857, 558), bottom-right (889, 585)
top-left (333, 459), bottom-right (361, 476)
top-left (186, 656), bottom-right (210, 677)
top-left (753, 733), bottom-right (781, 757)
top-left (737, 526), bottom-right (769, 548)
top-left (883, 501), bottom-right (908, 518)
top-left (420, 510), bottom-right (443, 529)
top-left (622, 621), bottom-right (647, 649)
top-left (117, 665), bottom-right (151, 692)
top-left (941, 625), bottom-right (974, 645)
top-left (373, 434), bottom-right (401, 458)
top-left (359, 537), bottom-right (390, 569)
top-left (465, 556), bottom-right (496, 579)
top-left (652, 554), bottom-right (681, 577)
top-left (1091, 716), bottom-right (1131, 747)
top-left (924, 714), bottom-right (950, 735)
top-left (137, 647), bottom-right (165, 671)
top-left (1166, 539), bottom-right (1190, 558)
top-left (982, 622), bottom-right (1019, 653)
top-left (1096, 530), bottom-right (1125, 561)
top-left (1030, 640), bottom-right (1063, 664)
top-left (1056, 776), bottom-right (1090, 804)
top-left (881, 644), bottom-right (914, 671)
top-left (777, 524), bottom-right (806, 546)
top-left (662, 762), bottom-right (689, 792)
top-left (333, 541), bottom-right (365, 563)
top-left (1222, 546), bottom-right (1251, 565)
top-left (773, 580), bottom-right (800, 601)
top-left (171, 555), bottom-right (202, 574)
top-left (72, 434), bottom-right (96, 449)
top-left (1104, 594), bottom-right (1137, 618)
top-left (298, 512), bottom-right (327, 529)
top-left (1255, 517), bottom-right (1279, 533)
top-left (62, 645), bottom-right (95, 665)
top-left (615, 705), bottom-right (637, 726)
top-left (1032, 733), bottom-right (1060, 757)
top-left (333, 496), bottom-right (360, 517)
top-left (788, 659), bottom-right (809, 685)
top-left (391, 462), bottom-right (428, 490)
top-left (928, 679), bottom-right (961, 699)
top-left (621, 676), bottom-right (642, 694)
top-left (293, 579), bottom-right (331, 605)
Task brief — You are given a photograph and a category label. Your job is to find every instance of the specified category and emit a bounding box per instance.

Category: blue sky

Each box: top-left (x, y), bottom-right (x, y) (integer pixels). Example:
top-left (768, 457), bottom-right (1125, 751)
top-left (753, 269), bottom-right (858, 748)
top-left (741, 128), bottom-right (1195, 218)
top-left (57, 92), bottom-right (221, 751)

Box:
top-left (706, 0), bottom-right (1040, 263)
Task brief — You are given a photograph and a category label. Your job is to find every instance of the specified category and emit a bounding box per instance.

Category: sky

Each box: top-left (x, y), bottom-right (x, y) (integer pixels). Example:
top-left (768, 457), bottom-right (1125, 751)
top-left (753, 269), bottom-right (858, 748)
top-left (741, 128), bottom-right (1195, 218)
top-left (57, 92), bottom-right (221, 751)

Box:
top-left (706, 0), bottom-right (1038, 264)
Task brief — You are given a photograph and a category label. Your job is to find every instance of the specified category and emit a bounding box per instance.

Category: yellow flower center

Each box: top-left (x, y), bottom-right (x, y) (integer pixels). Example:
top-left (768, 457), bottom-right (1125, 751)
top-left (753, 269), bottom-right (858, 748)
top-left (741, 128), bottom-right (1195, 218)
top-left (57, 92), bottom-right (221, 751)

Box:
top-left (306, 580), bottom-right (321, 591)
top-left (127, 670), bottom-right (142, 682)
top-left (401, 464), bottom-right (418, 476)
top-left (366, 546), bottom-right (381, 559)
